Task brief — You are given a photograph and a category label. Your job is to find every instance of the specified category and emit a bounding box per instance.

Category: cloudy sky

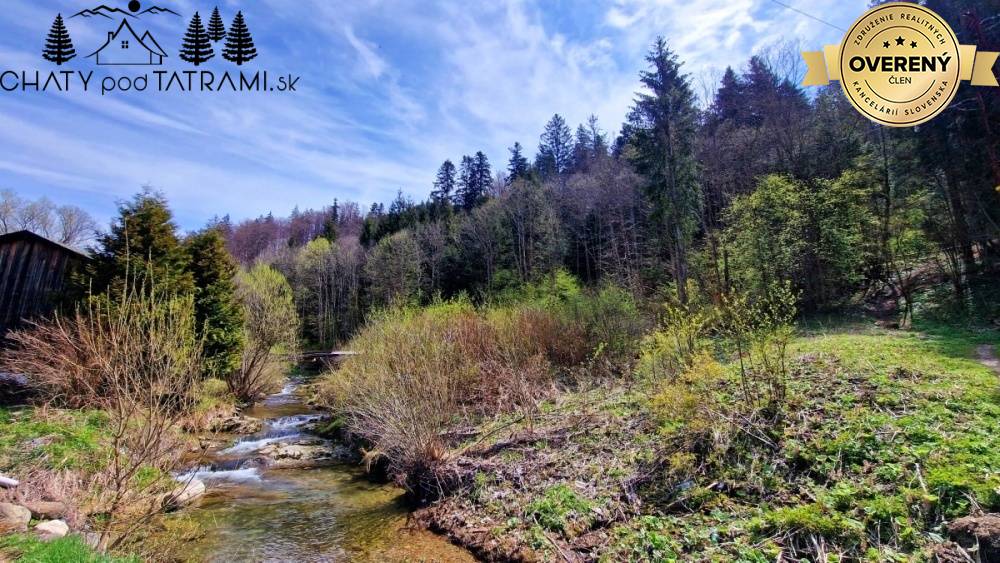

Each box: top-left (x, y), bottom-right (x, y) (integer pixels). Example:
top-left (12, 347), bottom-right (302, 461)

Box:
top-left (0, 0), bottom-right (865, 230)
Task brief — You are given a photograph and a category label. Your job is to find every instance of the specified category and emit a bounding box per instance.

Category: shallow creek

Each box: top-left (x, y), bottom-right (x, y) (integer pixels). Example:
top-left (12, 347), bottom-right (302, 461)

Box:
top-left (175, 380), bottom-right (473, 562)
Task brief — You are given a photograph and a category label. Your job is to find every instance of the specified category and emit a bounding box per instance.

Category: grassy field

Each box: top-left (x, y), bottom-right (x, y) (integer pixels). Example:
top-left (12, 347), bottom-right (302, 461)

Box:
top-left (417, 321), bottom-right (1000, 561)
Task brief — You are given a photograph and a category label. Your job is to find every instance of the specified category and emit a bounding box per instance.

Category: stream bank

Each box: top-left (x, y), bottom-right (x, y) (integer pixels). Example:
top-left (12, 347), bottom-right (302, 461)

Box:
top-left (175, 378), bottom-right (473, 562)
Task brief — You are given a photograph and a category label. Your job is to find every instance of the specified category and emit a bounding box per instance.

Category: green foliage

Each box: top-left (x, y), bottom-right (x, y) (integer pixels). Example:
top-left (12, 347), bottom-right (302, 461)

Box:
top-left (0, 534), bottom-right (138, 563)
top-left (638, 301), bottom-right (715, 380)
top-left (185, 228), bottom-right (243, 379)
top-left (723, 173), bottom-right (876, 311)
top-left (365, 230), bottom-right (423, 308)
top-left (626, 37), bottom-right (701, 303)
top-left (231, 264), bottom-right (299, 403)
top-left (525, 484), bottom-right (592, 535)
top-left (753, 502), bottom-right (864, 543)
top-left (603, 516), bottom-right (679, 562)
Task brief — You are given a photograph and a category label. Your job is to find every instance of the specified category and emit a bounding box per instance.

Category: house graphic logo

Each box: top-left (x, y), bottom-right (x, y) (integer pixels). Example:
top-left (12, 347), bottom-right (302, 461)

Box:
top-left (88, 19), bottom-right (167, 66)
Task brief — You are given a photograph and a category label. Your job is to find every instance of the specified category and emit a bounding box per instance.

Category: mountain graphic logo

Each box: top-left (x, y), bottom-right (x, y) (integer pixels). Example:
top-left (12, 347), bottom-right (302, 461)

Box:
top-left (70, 4), bottom-right (179, 19)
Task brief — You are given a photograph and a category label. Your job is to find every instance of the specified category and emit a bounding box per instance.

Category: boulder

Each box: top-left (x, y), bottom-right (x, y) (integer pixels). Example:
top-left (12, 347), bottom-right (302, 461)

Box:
top-left (210, 415), bottom-right (263, 434)
top-left (947, 514), bottom-right (1000, 561)
top-left (34, 519), bottom-right (69, 541)
top-left (161, 478), bottom-right (206, 511)
top-left (0, 503), bottom-right (31, 532)
top-left (23, 501), bottom-right (67, 520)
top-left (0, 372), bottom-right (31, 406)
top-left (259, 440), bottom-right (351, 468)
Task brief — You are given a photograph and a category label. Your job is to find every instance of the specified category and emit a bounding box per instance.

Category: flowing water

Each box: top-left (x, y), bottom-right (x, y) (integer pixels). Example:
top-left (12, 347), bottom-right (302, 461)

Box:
top-left (176, 380), bottom-right (473, 562)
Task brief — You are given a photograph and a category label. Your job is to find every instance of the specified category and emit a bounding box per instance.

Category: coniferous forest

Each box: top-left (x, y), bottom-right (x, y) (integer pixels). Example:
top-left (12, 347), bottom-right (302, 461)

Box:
top-left (1, 1), bottom-right (999, 561)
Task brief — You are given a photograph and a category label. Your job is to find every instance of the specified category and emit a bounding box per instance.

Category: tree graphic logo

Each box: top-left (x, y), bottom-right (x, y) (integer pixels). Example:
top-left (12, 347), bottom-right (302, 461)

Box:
top-left (179, 11), bottom-right (214, 66)
top-left (222, 11), bottom-right (257, 66)
top-left (43, 14), bottom-right (77, 65)
top-left (207, 6), bottom-right (226, 42)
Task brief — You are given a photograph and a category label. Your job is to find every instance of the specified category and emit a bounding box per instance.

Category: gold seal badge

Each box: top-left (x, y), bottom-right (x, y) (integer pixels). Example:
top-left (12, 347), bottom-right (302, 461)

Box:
top-left (801, 2), bottom-right (999, 127)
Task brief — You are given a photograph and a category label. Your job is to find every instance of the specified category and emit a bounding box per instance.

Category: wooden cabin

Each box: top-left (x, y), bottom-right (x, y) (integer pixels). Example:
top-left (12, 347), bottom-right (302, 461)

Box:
top-left (0, 230), bottom-right (88, 338)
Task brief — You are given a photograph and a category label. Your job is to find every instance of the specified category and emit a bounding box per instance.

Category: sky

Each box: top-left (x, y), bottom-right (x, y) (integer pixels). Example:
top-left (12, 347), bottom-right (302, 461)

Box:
top-left (0, 0), bottom-right (866, 231)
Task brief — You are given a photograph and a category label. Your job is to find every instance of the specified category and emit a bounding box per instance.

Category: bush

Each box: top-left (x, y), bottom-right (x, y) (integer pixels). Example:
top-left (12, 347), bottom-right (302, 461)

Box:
top-left (2, 277), bottom-right (203, 551)
top-left (230, 265), bottom-right (299, 404)
top-left (318, 298), bottom-right (594, 501)
top-left (637, 301), bottom-right (715, 380)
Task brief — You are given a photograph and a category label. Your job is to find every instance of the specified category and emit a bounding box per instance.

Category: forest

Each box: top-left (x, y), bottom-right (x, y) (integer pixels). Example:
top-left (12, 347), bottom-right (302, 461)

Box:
top-left (0, 0), bottom-right (999, 561)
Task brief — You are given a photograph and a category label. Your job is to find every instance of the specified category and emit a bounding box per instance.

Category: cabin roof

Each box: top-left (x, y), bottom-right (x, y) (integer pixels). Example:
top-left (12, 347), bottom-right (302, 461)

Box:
top-left (0, 230), bottom-right (90, 260)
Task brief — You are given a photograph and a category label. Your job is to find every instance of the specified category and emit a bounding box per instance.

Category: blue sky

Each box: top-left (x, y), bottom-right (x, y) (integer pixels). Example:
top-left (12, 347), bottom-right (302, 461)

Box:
top-left (0, 0), bottom-right (865, 231)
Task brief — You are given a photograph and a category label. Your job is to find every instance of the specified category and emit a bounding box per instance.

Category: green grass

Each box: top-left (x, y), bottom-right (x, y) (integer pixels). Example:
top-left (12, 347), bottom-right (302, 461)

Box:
top-left (0, 534), bottom-right (138, 563)
top-left (614, 321), bottom-right (1000, 560)
top-left (0, 408), bottom-right (109, 472)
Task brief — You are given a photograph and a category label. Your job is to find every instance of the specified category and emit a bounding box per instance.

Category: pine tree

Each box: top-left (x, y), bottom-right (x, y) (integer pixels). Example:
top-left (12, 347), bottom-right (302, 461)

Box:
top-left (507, 142), bottom-right (529, 184)
top-left (222, 11), bottom-right (257, 66)
top-left (207, 6), bottom-right (227, 42)
top-left (432, 160), bottom-right (457, 204)
top-left (186, 228), bottom-right (244, 380)
top-left (42, 14), bottom-right (76, 66)
top-left (179, 12), bottom-right (214, 66)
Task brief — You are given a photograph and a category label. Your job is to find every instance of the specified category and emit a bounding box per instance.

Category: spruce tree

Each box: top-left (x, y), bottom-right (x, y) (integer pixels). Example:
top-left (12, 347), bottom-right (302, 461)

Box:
top-left (222, 11), bottom-right (257, 66)
top-left (207, 6), bottom-right (227, 42)
top-left (455, 155), bottom-right (476, 210)
top-left (535, 114), bottom-right (573, 182)
top-left (186, 228), bottom-right (244, 380)
top-left (473, 151), bottom-right (492, 196)
top-left (507, 143), bottom-right (529, 184)
top-left (42, 14), bottom-right (76, 66)
top-left (179, 12), bottom-right (214, 66)
top-left (626, 37), bottom-right (701, 304)
top-left (432, 160), bottom-right (457, 205)
top-left (86, 189), bottom-right (195, 297)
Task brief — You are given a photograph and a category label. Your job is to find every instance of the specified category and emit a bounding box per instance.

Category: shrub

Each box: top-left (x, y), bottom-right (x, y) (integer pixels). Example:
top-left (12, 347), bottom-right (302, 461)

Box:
top-left (230, 265), bottom-right (299, 404)
top-left (637, 301), bottom-right (715, 380)
top-left (2, 277), bottom-right (203, 551)
top-left (718, 283), bottom-right (796, 412)
top-left (319, 298), bottom-right (595, 502)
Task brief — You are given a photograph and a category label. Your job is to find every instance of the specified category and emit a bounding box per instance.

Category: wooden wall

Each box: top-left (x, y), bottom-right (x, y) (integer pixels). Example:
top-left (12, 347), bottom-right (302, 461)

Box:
top-left (0, 233), bottom-right (83, 337)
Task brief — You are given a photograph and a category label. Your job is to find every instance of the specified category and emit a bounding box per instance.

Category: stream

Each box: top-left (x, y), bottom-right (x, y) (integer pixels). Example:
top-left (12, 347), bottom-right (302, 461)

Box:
top-left (174, 379), bottom-right (473, 562)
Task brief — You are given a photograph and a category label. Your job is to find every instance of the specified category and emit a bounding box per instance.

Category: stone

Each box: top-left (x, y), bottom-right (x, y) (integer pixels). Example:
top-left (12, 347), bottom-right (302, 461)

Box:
top-left (161, 478), bottom-right (206, 510)
top-left (0, 503), bottom-right (31, 532)
top-left (23, 501), bottom-right (67, 520)
top-left (34, 519), bottom-right (69, 540)
top-left (210, 415), bottom-right (263, 434)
